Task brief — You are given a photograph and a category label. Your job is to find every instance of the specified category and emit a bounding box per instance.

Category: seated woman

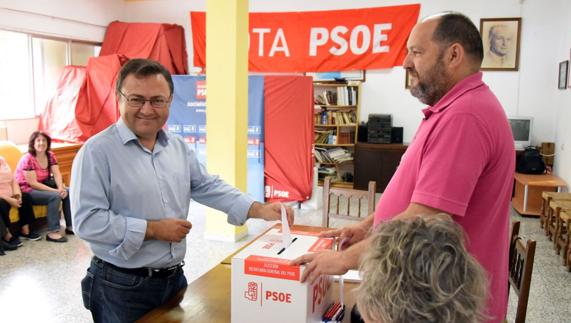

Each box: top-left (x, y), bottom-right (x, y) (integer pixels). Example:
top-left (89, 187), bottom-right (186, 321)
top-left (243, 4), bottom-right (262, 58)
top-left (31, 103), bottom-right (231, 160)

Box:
top-left (15, 131), bottom-right (72, 243)
top-left (357, 215), bottom-right (488, 323)
top-left (0, 155), bottom-right (40, 245)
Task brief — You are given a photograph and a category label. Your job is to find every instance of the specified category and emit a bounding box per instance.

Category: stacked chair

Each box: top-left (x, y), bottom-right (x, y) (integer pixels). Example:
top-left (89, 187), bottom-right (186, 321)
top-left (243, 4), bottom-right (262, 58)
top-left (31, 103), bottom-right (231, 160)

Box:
top-left (540, 191), bottom-right (571, 271)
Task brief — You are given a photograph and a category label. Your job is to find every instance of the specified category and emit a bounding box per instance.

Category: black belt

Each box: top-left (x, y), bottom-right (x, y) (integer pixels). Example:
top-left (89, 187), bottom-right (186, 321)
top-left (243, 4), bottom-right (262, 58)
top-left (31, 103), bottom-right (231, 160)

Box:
top-left (93, 256), bottom-right (184, 278)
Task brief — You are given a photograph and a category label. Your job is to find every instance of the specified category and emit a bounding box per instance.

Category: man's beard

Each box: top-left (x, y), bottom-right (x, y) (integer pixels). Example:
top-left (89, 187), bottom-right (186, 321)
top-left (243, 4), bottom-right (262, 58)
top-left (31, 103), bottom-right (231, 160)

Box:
top-left (408, 54), bottom-right (450, 106)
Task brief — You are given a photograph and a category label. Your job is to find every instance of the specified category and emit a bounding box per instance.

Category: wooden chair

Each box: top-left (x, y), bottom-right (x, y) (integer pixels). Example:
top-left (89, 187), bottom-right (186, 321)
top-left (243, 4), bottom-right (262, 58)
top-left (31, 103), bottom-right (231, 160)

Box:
top-left (322, 177), bottom-right (376, 228)
top-left (564, 209), bottom-right (571, 272)
top-left (555, 208), bottom-right (571, 266)
top-left (508, 221), bottom-right (536, 323)
top-left (547, 200), bottom-right (571, 252)
top-left (540, 191), bottom-right (571, 230)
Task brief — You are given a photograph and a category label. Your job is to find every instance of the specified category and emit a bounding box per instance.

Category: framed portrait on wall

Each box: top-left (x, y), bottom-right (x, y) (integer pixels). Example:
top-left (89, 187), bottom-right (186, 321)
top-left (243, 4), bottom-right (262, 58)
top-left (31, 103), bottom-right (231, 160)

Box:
top-left (558, 60), bottom-right (568, 90)
top-left (480, 17), bottom-right (522, 71)
top-left (306, 70), bottom-right (365, 82)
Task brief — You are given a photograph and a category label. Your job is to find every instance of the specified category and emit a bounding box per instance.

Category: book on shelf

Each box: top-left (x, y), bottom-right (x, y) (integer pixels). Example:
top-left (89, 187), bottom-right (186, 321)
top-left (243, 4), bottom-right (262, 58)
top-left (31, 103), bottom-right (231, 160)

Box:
top-left (327, 147), bottom-right (353, 163)
top-left (314, 129), bottom-right (334, 144)
top-left (314, 110), bottom-right (356, 126)
top-left (315, 88), bottom-right (359, 106)
top-left (315, 147), bottom-right (353, 164)
top-left (318, 166), bottom-right (336, 175)
top-left (337, 128), bottom-right (355, 144)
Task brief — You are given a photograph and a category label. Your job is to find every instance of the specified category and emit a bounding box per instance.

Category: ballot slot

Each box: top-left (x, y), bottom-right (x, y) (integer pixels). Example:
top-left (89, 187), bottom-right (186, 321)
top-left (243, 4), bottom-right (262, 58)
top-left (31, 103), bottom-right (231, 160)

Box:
top-left (277, 237), bottom-right (298, 255)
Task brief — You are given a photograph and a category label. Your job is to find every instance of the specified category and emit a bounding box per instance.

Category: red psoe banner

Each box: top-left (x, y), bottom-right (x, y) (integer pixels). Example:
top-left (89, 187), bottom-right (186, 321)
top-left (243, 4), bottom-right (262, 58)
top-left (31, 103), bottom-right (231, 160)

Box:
top-left (190, 4), bottom-right (420, 72)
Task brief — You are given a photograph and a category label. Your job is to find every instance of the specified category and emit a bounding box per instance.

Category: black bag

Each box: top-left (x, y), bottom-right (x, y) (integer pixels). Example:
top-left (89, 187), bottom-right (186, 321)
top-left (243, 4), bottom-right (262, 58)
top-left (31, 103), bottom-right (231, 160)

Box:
top-left (516, 147), bottom-right (546, 174)
top-left (42, 175), bottom-right (58, 189)
top-left (42, 154), bottom-right (58, 188)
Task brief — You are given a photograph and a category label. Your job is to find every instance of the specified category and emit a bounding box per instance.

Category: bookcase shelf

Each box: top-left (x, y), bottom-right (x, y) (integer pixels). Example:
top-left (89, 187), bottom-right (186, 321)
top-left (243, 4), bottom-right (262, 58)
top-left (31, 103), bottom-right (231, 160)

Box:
top-left (316, 124), bottom-right (357, 127)
top-left (315, 105), bottom-right (357, 109)
top-left (315, 144), bottom-right (355, 147)
top-left (313, 80), bottom-right (361, 187)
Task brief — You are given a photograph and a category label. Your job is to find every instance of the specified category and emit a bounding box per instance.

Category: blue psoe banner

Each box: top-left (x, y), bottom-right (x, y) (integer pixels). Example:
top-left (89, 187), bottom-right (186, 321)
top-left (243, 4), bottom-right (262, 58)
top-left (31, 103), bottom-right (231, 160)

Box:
top-left (246, 76), bottom-right (265, 202)
top-left (168, 75), bottom-right (265, 202)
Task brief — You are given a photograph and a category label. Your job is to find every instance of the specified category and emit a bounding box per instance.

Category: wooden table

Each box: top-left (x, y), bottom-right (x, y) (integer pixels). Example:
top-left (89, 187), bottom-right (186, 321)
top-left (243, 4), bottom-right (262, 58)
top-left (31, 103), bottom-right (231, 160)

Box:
top-left (512, 172), bottom-right (567, 216)
top-left (138, 225), bottom-right (359, 323)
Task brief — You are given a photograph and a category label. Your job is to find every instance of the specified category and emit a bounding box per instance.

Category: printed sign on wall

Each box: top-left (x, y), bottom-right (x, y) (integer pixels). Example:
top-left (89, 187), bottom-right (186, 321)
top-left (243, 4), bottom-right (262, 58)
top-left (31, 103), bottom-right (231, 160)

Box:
top-left (191, 4), bottom-right (420, 72)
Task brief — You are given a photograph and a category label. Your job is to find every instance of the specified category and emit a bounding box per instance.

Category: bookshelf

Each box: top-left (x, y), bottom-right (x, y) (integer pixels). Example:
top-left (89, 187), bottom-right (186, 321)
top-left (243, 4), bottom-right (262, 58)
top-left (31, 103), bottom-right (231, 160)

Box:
top-left (313, 81), bottom-right (361, 188)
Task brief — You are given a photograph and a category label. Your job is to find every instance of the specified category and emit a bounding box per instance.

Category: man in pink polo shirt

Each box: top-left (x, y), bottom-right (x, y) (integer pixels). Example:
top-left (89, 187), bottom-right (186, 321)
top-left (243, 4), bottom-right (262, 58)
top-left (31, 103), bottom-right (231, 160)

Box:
top-left (293, 12), bottom-right (514, 322)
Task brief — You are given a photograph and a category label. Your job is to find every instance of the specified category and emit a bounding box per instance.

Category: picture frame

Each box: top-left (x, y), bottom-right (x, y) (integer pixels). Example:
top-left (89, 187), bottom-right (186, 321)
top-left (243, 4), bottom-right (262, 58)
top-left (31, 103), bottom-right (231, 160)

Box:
top-left (306, 70), bottom-right (365, 82)
top-left (480, 17), bottom-right (522, 71)
top-left (558, 60), bottom-right (568, 90)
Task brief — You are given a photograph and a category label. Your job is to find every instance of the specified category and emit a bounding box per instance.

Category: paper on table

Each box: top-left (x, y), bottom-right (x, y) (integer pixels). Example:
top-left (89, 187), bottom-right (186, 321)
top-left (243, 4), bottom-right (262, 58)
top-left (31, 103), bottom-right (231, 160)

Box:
top-left (280, 204), bottom-right (292, 249)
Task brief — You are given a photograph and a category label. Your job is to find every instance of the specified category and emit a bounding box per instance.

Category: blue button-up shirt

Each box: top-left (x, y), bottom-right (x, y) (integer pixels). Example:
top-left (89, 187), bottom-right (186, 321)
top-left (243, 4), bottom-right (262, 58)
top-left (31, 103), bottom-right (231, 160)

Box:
top-left (70, 119), bottom-right (254, 268)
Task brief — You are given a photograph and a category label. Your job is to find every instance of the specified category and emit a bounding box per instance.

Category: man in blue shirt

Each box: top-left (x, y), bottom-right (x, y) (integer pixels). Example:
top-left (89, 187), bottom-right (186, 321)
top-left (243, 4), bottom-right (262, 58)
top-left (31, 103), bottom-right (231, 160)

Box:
top-left (71, 58), bottom-right (293, 322)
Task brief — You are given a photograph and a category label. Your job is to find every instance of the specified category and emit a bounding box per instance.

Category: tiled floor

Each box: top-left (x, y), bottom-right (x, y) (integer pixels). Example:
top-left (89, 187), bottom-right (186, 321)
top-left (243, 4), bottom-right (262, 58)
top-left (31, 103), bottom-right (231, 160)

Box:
top-left (0, 201), bottom-right (569, 322)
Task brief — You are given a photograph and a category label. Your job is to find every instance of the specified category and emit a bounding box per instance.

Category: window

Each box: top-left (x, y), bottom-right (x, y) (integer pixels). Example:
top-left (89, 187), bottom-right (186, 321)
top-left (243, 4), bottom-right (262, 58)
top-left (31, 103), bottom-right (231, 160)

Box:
top-left (0, 29), bottom-right (101, 120)
top-left (0, 30), bottom-right (33, 120)
top-left (32, 37), bottom-right (67, 116)
top-left (71, 42), bottom-right (100, 66)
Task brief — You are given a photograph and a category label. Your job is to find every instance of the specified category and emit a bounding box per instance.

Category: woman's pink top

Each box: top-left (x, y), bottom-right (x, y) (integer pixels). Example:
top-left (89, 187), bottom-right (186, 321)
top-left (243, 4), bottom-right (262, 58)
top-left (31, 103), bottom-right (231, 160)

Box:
top-left (0, 157), bottom-right (14, 196)
top-left (15, 151), bottom-right (58, 193)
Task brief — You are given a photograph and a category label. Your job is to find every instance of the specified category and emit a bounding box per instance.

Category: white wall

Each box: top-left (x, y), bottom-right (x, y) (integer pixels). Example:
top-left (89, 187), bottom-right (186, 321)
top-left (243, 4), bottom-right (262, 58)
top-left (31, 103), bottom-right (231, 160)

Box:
top-left (552, 0), bottom-right (571, 187)
top-left (0, 0), bottom-right (122, 41)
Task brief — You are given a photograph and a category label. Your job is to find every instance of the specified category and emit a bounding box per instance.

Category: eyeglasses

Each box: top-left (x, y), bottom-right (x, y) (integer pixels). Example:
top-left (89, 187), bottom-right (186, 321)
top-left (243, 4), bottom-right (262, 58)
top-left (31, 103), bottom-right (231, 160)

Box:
top-left (119, 91), bottom-right (170, 109)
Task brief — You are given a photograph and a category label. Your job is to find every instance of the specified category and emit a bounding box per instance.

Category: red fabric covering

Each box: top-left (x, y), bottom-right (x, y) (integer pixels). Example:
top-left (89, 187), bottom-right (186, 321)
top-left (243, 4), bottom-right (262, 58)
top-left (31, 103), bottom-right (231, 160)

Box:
top-left (41, 21), bottom-right (189, 143)
top-left (39, 55), bottom-right (126, 143)
top-left (74, 54), bottom-right (128, 142)
top-left (264, 76), bottom-right (313, 202)
top-left (100, 21), bottom-right (188, 74)
top-left (38, 66), bottom-right (86, 143)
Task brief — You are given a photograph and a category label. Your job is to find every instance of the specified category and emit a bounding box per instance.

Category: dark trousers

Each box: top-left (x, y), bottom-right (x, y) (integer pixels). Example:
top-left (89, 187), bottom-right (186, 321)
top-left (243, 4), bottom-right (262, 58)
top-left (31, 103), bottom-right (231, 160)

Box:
top-left (81, 257), bottom-right (188, 323)
top-left (0, 192), bottom-right (36, 233)
top-left (0, 215), bottom-right (6, 240)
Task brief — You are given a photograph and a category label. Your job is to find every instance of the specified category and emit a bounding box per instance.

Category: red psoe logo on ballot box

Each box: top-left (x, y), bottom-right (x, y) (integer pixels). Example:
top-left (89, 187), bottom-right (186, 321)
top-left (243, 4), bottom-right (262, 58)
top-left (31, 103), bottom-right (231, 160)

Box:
top-left (244, 281), bottom-right (258, 301)
top-left (312, 275), bottom-right (331, 313)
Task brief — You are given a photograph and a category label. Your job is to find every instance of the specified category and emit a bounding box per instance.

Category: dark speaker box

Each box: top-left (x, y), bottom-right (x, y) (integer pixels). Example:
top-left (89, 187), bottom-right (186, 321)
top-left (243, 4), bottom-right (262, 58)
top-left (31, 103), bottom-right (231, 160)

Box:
top-left (368, 129), bottom-right (392, 144)
top-left (357, 124), bottom-right (368, 143)
top-left (368, 114), bottom-right (392, 129)
top-left (391, 127), bottom-right (403, 144)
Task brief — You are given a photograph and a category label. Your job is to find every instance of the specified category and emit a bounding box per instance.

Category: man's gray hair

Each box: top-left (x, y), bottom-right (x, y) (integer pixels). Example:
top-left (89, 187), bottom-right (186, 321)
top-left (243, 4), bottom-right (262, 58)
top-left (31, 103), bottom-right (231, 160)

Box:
top-left (357, 214), bottom-right (488, 323)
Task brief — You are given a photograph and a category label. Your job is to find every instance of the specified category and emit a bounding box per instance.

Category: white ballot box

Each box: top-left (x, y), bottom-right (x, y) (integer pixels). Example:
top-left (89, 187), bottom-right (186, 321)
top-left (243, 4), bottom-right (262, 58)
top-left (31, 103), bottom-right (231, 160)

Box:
top-left (231, 228), bottom-right (334, 323)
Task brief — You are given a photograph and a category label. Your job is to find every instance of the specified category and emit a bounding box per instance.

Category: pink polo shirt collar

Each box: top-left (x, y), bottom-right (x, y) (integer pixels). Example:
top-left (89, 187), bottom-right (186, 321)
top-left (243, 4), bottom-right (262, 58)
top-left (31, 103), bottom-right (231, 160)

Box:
top-left (422, 71), bottom-right (485, 119)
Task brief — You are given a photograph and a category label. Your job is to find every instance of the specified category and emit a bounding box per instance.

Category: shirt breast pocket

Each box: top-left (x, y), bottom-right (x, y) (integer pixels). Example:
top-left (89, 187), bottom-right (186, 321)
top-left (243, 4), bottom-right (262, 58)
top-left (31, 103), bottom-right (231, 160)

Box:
top-left (166, 168), bottom-right (191, 198)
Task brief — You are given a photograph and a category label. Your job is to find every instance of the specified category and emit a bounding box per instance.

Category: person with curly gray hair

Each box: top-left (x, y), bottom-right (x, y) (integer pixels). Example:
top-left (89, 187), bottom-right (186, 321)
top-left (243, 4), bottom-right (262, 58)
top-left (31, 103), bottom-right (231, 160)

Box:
top-left (357, 215), bottom-right (488, 323)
